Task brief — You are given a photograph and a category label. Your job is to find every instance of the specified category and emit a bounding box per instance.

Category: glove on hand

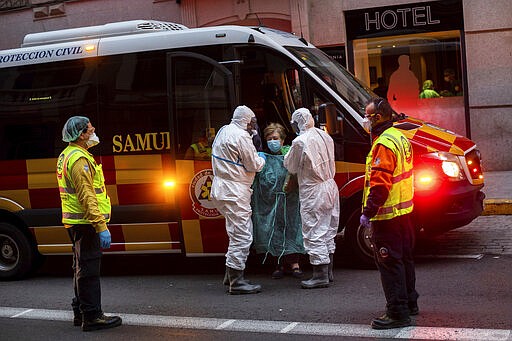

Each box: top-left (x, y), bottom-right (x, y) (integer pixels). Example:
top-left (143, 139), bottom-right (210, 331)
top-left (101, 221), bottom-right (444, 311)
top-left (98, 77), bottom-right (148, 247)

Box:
top-left (257, 151), bottom-right (267, 161)
top-left (360, 215), bottom-right (371, 229)
top-left (99, 229), bottom-right (111, 249)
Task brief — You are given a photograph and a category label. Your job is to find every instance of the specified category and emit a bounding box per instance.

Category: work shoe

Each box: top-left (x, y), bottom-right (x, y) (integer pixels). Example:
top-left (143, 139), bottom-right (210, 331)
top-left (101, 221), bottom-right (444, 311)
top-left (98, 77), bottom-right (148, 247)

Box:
top-left (82, 313), bottom-right (122, 332)
top-left (73, 309), bottom-right (82, 326)
top-left (291, 267), bottom-right (304, 279)
top-left (301, 264), bottom-right (329, 289)
top-left (371, 314), bottom-right (411, 330)
top-left (73, 315), bottom-right (82, 327)
top-left (227, 267), bottom-right (261, 295)
top-left (409, 304), bottom-right (419, 316)
top-left (272, 266), bottom-right (284, 279)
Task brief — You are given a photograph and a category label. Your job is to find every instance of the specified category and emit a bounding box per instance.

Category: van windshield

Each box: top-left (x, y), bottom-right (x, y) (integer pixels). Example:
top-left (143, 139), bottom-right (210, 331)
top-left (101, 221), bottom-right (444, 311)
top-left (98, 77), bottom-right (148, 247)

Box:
top-left (286, 46), bottom-right (372, 117)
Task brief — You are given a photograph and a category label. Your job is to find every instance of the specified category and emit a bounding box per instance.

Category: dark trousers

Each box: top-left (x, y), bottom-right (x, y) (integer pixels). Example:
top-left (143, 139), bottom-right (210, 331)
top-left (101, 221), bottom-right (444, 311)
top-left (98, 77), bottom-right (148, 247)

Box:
top-left (371, 214), bottom-right (419, 319)
top-left (67, 224), bottom-right (103, 320)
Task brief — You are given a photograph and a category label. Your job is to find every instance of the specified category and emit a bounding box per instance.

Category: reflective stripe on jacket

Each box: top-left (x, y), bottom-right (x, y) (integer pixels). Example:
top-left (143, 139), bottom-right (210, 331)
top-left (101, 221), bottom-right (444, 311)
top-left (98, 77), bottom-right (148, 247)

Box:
top-left (363, 127), bottom-right (414, 221)
top-left (56, 145), bottom-right (111, 225)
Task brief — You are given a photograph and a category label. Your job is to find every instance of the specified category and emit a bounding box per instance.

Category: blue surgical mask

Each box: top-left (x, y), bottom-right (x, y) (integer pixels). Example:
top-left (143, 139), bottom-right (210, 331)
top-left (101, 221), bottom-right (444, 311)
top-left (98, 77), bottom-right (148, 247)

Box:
top-left (267, 139), bottom-right (282, 153)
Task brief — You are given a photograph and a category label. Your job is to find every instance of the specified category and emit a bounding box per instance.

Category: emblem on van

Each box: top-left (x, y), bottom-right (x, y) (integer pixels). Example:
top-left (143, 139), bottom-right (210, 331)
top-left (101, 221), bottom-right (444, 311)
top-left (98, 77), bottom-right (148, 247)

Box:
top-left (189, 169), bottom-right (220, 218)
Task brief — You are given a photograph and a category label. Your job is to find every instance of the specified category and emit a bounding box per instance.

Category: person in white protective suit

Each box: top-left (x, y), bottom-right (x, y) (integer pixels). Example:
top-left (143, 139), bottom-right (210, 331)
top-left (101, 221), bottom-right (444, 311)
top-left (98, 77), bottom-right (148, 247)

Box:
top-left (211, 105), bottom-right (266, 295)
top-left (283, 108), bottom-right (340, 289)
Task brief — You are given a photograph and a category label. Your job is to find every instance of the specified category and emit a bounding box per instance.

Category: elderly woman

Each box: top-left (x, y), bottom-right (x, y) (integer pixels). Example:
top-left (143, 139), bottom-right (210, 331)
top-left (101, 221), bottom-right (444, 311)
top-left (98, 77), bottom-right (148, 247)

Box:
top-left (251, 123), bottom-right (305, 279)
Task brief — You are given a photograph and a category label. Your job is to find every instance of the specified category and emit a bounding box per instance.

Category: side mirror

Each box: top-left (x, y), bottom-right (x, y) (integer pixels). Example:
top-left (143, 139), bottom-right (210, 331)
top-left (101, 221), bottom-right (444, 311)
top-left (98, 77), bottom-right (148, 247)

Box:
top-left (318, 103), bottom-right (339, 135)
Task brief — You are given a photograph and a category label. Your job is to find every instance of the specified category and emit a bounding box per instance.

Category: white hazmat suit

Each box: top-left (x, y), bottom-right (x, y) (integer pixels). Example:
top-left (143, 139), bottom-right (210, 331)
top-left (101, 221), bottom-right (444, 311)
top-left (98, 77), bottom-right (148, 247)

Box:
top-left (211, 105), bottom-right (266, 271)
top-left (284, 108), bottom-right (340, 266)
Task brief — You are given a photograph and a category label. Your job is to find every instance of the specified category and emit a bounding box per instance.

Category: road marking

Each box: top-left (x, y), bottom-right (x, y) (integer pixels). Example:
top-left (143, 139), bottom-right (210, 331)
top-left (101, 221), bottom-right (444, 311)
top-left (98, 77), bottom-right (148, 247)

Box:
top-left (280, 322), bottom-right (298, 333)
top-left (416, 254), bottom-right (484, 259)
top-left (0, 306), bottom-right (510, 340)
top-left (10, 308), bottom-right (33, 318)
top-left (215, 319), bottom-right (236, 330)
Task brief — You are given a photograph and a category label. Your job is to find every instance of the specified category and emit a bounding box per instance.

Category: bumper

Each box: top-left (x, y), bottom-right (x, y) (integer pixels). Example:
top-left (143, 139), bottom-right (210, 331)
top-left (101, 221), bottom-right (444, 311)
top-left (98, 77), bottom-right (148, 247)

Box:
top-left (413, 180), bottom-right (485, 236)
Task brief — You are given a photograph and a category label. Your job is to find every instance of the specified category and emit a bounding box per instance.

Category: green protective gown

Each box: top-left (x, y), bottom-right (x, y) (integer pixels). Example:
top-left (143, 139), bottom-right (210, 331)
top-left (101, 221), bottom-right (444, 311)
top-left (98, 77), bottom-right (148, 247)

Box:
top-left (251, 149), bottom-right (305, 261)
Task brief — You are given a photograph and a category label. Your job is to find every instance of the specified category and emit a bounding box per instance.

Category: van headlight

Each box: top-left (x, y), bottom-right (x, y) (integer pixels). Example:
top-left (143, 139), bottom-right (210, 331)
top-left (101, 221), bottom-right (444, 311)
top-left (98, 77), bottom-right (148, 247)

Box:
top-left (441, 160), bottom-right (460, 178)
top-left (421, 152), bottom-right (465, 181)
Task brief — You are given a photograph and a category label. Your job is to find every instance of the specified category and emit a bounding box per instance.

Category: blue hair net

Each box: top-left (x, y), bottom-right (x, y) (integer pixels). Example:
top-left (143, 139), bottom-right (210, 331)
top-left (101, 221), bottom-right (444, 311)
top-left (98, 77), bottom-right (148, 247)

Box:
top-left (62, 116), bottom-right (89, 142)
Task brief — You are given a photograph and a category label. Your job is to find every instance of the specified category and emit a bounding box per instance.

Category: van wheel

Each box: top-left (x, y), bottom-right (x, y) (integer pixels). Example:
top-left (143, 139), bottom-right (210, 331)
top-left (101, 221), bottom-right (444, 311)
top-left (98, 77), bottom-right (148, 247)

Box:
top-left (0, 223), bottom-right (36, 280)
top-left (343, 209), bottom-right (375, 268)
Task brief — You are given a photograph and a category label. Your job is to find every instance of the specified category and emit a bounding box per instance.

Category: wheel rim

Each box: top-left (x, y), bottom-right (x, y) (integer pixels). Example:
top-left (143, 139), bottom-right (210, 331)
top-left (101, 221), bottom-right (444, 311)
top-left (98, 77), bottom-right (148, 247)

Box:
top-left (356, 224), bottom-right (374, 260)
top-left (0, 233), bottom-right (19, 272)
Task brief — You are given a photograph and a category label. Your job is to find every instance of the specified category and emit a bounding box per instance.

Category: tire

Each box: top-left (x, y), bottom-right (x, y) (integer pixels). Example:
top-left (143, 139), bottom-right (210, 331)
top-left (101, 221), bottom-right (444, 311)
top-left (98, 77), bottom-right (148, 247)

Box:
top-left (0, 223), bottom-right (37, 280)
top-left (343, 209), bottom-right (376, 269)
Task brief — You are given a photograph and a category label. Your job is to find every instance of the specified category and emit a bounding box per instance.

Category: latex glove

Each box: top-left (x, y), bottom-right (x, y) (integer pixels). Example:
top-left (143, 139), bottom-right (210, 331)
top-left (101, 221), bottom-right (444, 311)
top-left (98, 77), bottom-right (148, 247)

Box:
top-left (99, 229), bottom-right (111, 249)
top-left (257, 151), bottom-right (267, 161)
top-left (360, 215), bottom-right (371, 229)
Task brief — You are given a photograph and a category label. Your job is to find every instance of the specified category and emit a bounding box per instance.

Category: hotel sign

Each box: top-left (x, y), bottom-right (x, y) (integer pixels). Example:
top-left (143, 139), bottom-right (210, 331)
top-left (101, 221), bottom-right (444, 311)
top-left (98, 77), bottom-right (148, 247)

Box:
top-left (345, 0), bottom-right (463, 40)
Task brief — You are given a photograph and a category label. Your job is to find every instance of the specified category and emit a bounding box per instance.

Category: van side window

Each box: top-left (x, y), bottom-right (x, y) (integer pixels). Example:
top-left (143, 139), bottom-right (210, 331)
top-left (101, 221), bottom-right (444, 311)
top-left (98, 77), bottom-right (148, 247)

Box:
top-left (171, 55), bottom-right (232, 160)
top-left (305, 76), bottom-right (369, 164)
top-left (98, 52), bottom-right (169, 156)
top-left (0, 59), bottom-right (97, 160)
top-left (236, 47), bottom-right (301, 145)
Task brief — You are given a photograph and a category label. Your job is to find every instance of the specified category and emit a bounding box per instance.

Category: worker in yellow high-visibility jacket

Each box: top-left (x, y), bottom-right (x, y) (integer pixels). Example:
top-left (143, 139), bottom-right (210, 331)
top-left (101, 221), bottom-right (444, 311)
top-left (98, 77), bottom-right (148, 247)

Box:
top-left (360, 98), bottom-right (419, 330)
top-left (57, 116), bottom-right (121, 332)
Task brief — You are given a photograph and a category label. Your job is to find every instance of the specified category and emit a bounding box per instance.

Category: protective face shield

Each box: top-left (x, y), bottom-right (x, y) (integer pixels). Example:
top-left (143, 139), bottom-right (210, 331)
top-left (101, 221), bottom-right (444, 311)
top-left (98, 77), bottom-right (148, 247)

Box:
top-left (267, 139), bottom-right (282, 153)
top-left (86, 132), bottom-right (100, 148)
top-left (290, 121), bottom-right (300, 135)
top-left (290, 108), bottom-right (314, 135)
top-left (362, 117), bottom-right (372, 134)
top-left (247, 117), bottom-right (258, 135)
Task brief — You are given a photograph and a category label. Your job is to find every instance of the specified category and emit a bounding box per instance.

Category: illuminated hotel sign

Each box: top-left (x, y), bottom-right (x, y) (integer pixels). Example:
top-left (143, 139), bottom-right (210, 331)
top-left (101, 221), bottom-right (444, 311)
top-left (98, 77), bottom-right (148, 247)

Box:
top-left (345, 0), bottom-right (463, 40)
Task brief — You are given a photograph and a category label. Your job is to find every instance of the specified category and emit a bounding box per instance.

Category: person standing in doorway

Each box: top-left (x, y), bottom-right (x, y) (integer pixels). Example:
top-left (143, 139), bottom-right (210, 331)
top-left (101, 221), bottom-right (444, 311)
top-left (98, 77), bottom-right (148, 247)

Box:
top-left (360, 98), bottom-right (419, 330)
top-left (386, 55), bottom-right (419, 113)
top-left (56, 116), bottom-right (122, 332)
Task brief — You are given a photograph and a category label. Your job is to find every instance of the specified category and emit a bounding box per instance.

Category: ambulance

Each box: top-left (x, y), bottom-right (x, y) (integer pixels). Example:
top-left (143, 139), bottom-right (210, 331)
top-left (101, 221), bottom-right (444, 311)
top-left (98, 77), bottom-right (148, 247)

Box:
top-left (0, 20), bottom-right (484, 279)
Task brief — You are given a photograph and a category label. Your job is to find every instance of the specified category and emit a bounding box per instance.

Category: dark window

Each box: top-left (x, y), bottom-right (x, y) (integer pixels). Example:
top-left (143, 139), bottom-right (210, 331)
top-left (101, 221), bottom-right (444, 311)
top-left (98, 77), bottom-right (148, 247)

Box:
top-left (0, 59), bottom-right (97, 160)
top-left (171, 53), bottom-right (232, 160)
top-left (304, 74), bottom-right (369, 163)
top-left (97, 52), bottom-right (169, 156)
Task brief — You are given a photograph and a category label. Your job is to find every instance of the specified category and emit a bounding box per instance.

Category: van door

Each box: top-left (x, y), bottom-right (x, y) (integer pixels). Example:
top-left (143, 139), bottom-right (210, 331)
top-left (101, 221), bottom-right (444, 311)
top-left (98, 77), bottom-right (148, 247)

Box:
top-left (167, 52), bottom-right (235, 256)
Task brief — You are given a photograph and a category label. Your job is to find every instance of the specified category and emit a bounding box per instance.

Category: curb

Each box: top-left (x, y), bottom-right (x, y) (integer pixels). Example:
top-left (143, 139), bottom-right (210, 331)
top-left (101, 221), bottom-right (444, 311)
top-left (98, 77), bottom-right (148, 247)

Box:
top-left (482, 199), bottom-right (512, 215)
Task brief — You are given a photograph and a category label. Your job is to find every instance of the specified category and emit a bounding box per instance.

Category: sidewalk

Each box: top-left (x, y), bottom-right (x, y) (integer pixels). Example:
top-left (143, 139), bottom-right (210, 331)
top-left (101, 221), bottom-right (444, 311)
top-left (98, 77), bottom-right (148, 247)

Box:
top-left (482, 171), bottom-right (512, 215)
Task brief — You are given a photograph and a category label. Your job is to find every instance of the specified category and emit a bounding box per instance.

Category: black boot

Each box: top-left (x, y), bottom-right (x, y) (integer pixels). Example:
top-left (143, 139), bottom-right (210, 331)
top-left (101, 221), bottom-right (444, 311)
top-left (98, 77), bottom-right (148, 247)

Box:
top-left (82, 313), bottom-right (122, 332)
top-left (301, 264), bottom-right (329, 289)
top-left (73, 309), bottom-right (81, 326)
top-left (328, 254), bottom-right (334, 283)
top-left (227, 267), bottom-right (261, 295)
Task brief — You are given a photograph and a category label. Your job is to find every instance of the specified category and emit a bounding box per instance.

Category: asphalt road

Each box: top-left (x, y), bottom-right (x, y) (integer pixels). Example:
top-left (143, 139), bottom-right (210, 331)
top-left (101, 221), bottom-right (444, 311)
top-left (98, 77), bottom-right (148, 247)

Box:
top-left (0, 215), bottom-right (511, 340)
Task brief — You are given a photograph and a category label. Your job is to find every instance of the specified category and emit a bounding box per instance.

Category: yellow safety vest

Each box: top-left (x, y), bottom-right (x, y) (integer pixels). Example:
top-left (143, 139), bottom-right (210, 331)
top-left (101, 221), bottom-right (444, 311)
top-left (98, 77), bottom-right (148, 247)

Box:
top-left (190, 142), bottom-right (212, 160)
top-left (56, 145), bottom-right (111, 225)
top-left (363, 127), bottom-right (414, 221)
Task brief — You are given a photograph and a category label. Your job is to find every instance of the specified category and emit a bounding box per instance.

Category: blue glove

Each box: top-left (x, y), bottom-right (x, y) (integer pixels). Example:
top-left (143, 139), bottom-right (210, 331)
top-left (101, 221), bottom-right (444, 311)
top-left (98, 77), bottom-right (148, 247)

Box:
top-left (360, 215), bottom-right (371, 229)
top-left (99, 229), bottom-right (111, 249)
top-left (257, 151), bottom-right (267, 161)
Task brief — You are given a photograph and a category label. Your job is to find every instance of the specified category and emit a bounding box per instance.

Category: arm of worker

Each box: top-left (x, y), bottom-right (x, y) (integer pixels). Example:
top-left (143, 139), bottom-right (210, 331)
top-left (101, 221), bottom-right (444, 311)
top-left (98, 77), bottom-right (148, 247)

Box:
top-left (283, 139), bottom-right (304, 175)
top-left (70, 157), bottom-right (108, 233)
top-left (240, 134), bottom-right (265, 172)
top-left (362, 144), bottom-right (396, 218)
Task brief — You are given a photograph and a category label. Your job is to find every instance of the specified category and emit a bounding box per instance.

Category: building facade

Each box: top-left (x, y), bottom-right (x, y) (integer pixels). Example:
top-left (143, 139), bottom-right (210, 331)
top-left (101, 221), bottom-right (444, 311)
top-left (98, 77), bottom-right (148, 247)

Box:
top-left (0, 0), bottom-right (510, 170)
